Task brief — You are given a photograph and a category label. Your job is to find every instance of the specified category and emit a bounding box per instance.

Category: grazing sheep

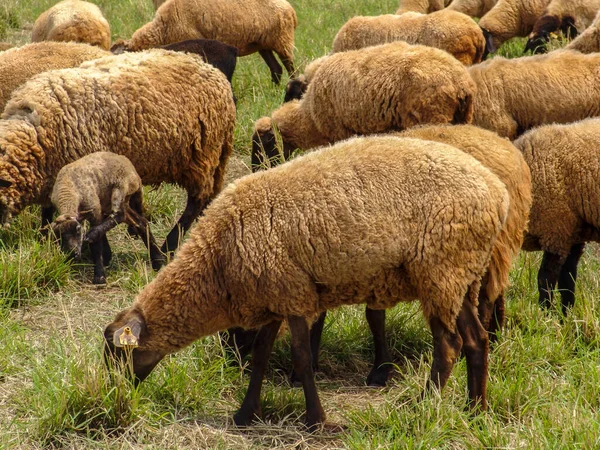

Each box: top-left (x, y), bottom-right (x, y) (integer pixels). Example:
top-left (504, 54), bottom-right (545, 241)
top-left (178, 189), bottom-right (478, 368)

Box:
top-left (50, 152), bottom-right (164, 284)
top-left (566, 10), bottom-right (600, 53)
top-left (331, 11), bottom-right (485, 66)
top-left (447, 0), bottom-right (498, 18)
top-left (161, 39), bottom-right (238, 85)
top-left (0, 41), bottom-right (109, 113)
top-left (283, 55), bottom-right (326, 103)
top-left (104, 135), bottom-right (509, 427)
top-left (32, 0), bottom-right (111, 50)
top-left (0, 50), bottom-right (236, 256)
top-left (252, 41), bottom-right (476, 170)
top-left (525, 0), bottom-right (600, 54)
top-left (468, 49), bottom-right (600, 139)
top-left (396, 0), bottom-right (450, 14)
top-left (514, 118), bottom-right (600, 315)
top-left (111, 0), bottom-right (297, 84)
top-left (479, 0), bottom-right (551, 56)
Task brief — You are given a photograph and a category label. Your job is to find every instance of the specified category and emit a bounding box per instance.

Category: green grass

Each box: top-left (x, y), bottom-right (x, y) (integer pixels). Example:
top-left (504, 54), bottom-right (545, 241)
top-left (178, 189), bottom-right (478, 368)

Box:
top-left (0, 0), bottom-right (595, 448)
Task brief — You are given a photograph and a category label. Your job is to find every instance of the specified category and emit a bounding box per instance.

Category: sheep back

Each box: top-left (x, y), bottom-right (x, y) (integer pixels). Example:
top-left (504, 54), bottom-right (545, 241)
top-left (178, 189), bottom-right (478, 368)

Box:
top-left (332, 11), bottom-right (485, 65)
top-left (396, 0), bottom-right (449, 14)
top-left (31, 0), bottom-right (111, 50)
top-left (0, 41), bottom-right (109, 113)
top-left (447, 0), bottom-right (498, 18)
top-left (468, 49), bottom-right (600, 139)
top-left (1, 50), bottom-right (235, 213)
top-left (514, 118), bottom-right (600, 257)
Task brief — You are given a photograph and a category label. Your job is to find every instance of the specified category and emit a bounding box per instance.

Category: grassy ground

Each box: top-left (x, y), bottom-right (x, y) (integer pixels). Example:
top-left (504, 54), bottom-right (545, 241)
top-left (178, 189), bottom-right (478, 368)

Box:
top-left (1, 0), bottom-right (599, 448)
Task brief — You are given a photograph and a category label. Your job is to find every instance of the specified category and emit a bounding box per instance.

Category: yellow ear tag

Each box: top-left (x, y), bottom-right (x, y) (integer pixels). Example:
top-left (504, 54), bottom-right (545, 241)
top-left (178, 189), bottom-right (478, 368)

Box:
top-left (549, 32), bottom-right (558, 39)
top-left (119, 326), bottom-right (139, 348)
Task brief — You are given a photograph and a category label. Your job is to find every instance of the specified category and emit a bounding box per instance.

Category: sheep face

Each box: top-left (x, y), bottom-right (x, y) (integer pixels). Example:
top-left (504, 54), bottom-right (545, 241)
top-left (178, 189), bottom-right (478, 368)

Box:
top-left (251, 126), bottom-right (296, 172)
top-left (525, 15), bottom-right (577, 54)
top-left (283, 76), bottom-right (308, 103)
top-left (103, 307), bottom-right (165, 384)
top-left (50, 214), bottom-right (84, 259)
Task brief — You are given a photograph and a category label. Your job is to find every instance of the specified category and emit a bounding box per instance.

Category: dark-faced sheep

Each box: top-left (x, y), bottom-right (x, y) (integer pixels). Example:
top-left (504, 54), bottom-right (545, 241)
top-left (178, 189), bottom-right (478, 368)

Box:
top-left (111, 0), bottom-right (297, 84)
top-left (32, 0), bottom-right (111, 50)
top-left (0, 50), bottom-right (236, 256)
top-left (252, 41), bottom-right (476, 171)
top-left (49, 152), bottom-right (163, 284)
top-left (104, 135), bottom-right (509, 428)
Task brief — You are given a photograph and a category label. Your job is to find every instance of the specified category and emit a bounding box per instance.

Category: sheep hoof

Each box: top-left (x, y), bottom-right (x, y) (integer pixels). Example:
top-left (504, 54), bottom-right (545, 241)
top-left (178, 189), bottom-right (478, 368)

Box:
top-left (93, 275), bottom-right (107, 285)
top-left (233, 407), bottom-right (261, 427)
top-left (366, 369), bottom-right (389, 387)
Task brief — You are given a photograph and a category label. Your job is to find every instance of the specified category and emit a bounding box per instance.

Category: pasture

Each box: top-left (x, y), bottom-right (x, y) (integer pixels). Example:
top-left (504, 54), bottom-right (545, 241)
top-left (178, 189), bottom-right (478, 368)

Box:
top-left (1, 0), bottom-right (600, 448)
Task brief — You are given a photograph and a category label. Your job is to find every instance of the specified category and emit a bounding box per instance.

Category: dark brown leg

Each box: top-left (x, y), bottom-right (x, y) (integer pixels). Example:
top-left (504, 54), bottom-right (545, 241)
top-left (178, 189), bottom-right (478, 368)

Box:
top-left (161, 194), bottom-right (205, 255)
top-left (89, 237), bottom-right (106, 285)
top-left (557, 243), bottom-right (585, 314)
top-left (538, 251), bottom-right (565, 310)
top-left (277, 53), bottom-right (295, 77)
top-left (125, 207), bottom-right (165, 270)
top-left (221, 327), bottom-right (259, 363)
top-left (287, 315), bottom-right (326, 429)
top-left (233, 320), bottom-right (282, 426)
top-left (290, 311), bottom-right (326, 386)
top-left (427, 317), bottom-right (462, 397)
top-left (86, 210), bottom-right (125, 243)
top-left (456, 296), bottom-right (489, 410)
top-left (365, 307), bottom-right (392, 387)
top-left (486, 294), bottom-right (505, 340)
top-left (101, 235), bottom-right (112, 266)
top-left (259, 49), bottom-right (283, 84)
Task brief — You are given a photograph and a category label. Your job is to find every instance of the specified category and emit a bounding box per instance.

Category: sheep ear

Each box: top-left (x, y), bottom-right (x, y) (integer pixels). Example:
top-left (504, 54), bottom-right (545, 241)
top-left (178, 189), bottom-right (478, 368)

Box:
top-left (0, 179), bottom-right (11, 188)
top-left (111, 310), bottom-right (145, 348)
top-left (561, 16), bottom-right (577, 38)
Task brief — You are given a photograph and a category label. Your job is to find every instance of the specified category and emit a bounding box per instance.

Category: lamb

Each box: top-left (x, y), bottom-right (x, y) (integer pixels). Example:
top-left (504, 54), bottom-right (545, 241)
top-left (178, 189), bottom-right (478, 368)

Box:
top-left (104, 135), bottom-right (509, 428)
top-left (111, 0), bottom-right (297, 84)
top-left (468, 49), bottom-right (600, 139)
top-left (447, 0), bottom-right (498, 18)
top-left (524, 0), bottom-right (600, 54)
top-left (31, 0), bottom-right (111, 50)
top-left (479, 0), bottom-right (551, 56)
top-left (0, 41), bottom-right (109, 113)
top-left (331, 11), bottom-right (485, 66)
top-left (50, 152), bottom-right (164, 284)
top-left (514, 118), bottom-right (600, 315)
top-left (566, 11), bottom-right (600, 53)
top-left (252, 41), bottom-right (476, 170)
top-left (0, 49), bottom-right (236, 256)
top-left (396, 0), bottom-right (450, 14)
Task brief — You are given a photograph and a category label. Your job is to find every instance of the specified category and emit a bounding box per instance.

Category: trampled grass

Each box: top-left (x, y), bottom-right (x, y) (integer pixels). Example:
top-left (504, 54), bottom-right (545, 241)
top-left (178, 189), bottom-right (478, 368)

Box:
top-left (1, 0), bottom-right (599, 448)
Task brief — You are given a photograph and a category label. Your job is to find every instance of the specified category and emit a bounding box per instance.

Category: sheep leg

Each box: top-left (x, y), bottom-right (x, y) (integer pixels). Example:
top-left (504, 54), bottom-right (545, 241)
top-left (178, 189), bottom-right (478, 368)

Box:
top-left (287, 315), bottom-right (326, 429)
top-left (162, 195), bottom-right (205, 255)
top-left (89, 236), bottom-right (106, 285)
top-left (290, 311), bottom-right (326, 386)
top-left (456, 296), bottom-right (489, 410)
top-left (487, 294), bottom-right (505, 340)
top-left (125, 206), bottom-right (166, 271)
top-left (537, 251), bottom-right (565, 310)
top-left (276, 51), bottom-right (295, 77)
top-left (557, 243), bottom-right (585, 314)
top-left (427, 316), bottom-right (463, 398)
top-left (233, 320), bottom-right (282, 426)
top-left (102, 235), bottom-right (112, 266)
top-left (364, 307), bottom-right (393, 387)
top-left (86, 211), bottom-right (125, 243)
top-left (220, 327), bottom-right (258, 363)
top-left (259, 50), bottom-right (283, 85)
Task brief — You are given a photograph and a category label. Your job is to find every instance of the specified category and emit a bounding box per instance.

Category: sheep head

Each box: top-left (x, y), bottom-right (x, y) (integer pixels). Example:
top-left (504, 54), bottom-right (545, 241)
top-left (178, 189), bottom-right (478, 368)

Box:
top-left (525, 15), bottom-right (577, 54)
top-left (110, 39), bottom-right (132, 54)
top-left (283, 75), bottom-right (308, 103)
top-left (480, 28), bottom-right (497, 59)
top-left (251, 117), bottom-right (297, 172)
top-left (103, 306), bottom-right (165, 384)
top-left (50, 214), bottom-right (84, 260)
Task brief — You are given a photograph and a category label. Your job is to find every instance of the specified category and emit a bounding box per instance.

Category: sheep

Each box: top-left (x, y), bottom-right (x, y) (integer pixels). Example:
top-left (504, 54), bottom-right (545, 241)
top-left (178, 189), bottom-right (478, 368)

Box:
top-left (153, 0), bottom-right (167, 9)
top-left (513, 118), bottom-right (600, 315)
top-left (566, 10), bottom-right (600, 53)
top-left (161, 39), bottom-right (238, 85)
top-left (467, 49), bottom-right (600, 139)
top-left (104, 135), bottom-right (509, 428)
top-left (524, 0), bottom-right (600, 54)
top-left (31, 0), bottom-right (111, 50)
top-left (331, 11), bottom-right (485, 66)
top-left (282, 55), bottom-right (326, 103)
top-left (252, 41), bottom-right (476, 171)
top-left (0, 41), bottom-right (109, 113)
top-left (111, 0), bottom-right (297, 85)
top-left (479, 0), bottom-right (551, 56)
top-left (0, 49), bottom-right (236, 256)
top-left (396, 0), bottom-right (451, 15)
top-left (446, 0), bottom-right (498, 18)
top-left (50, 152), bottom-right (164, 284)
